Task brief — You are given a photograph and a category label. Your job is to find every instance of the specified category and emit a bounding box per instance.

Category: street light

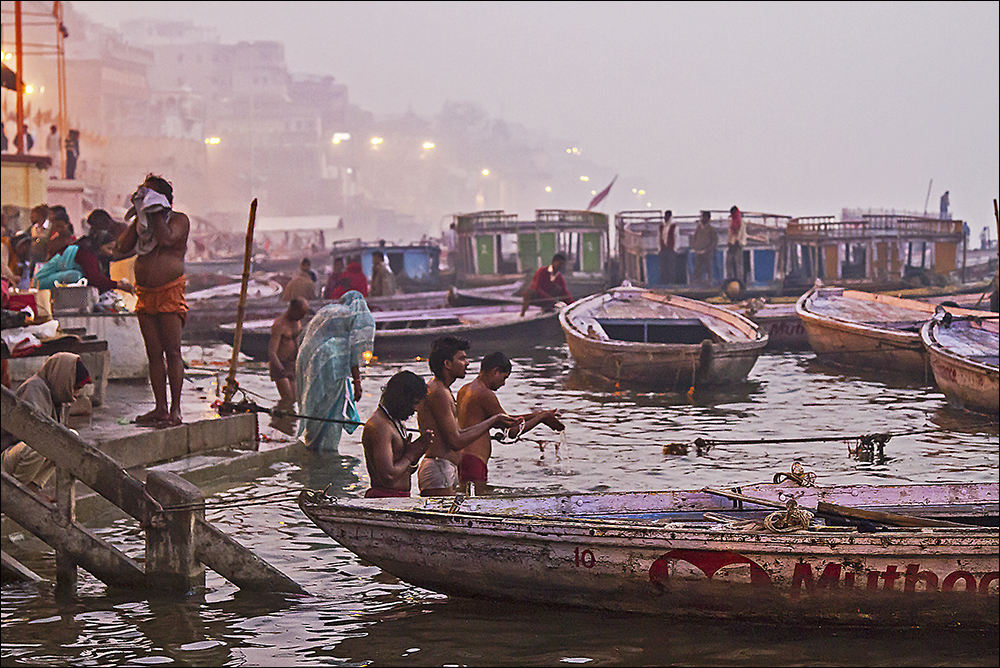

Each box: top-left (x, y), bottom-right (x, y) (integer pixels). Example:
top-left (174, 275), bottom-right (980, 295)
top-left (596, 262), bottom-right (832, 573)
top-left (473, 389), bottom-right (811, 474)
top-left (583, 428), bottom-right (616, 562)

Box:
top-left (422, 141), bottom-right (435, 150)
top-left (370, 137), bottom-right (384, 149)
top-left (481, 168), bottom-right (490, 176)
top-left (204, 137), bottom-right (220, 145)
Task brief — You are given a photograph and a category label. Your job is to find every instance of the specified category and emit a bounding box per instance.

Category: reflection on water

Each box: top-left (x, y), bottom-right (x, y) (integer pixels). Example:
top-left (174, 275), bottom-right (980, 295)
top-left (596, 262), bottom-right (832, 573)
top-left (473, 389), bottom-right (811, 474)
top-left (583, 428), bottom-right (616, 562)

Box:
top-left (2, 345), bottom-right (997, 666)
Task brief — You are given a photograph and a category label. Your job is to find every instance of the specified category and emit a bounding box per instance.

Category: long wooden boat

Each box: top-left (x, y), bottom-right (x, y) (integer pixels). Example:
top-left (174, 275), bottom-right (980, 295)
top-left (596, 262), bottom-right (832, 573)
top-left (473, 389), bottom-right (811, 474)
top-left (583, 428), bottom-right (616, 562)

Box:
top-left (219, 302), bottom-right (563, 361)
top-left (920, 309), bottom-right (999, 415)
top-left (559, 284), bottom-right (768, 389)
top-left (795, 285), bottom-right (986, 380)
top-left (719, 281), bottom-right (995, 352)
top-left (298, 480), bottom-right (999, 626)
top-left (184, 276), bottom-right (525, 342)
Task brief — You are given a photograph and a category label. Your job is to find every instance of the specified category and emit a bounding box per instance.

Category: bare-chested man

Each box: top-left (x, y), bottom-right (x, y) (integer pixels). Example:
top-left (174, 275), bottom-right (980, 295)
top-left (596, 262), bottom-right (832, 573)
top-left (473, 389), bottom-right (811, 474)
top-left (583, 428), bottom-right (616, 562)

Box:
top-left (115, 174), bottom-right (190, 427)
top-left (268, 297), bottom-right (309, 414)
top-left (457, 351), bottom-right (565, 495)
top-left (361, 370), bottom-right (434, 498)
top-left (415, 336), bottom-right (518, 496)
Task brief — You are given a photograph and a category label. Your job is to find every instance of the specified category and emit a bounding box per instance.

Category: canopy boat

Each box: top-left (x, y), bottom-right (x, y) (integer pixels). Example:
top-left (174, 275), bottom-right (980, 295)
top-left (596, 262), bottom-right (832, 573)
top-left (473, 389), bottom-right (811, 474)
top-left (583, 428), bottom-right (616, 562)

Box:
top-left (298, 479), bottom-right (999, 626)
top-left (920, 309), bottom-right (999, 415)
top-left (559, 284), bottom-right (768, 389)
top-left (451, 209), bottom-right (613, 298)
top-left (219, 302), bottom-right (563, 361)
top-left (795, 285), bottom-right (986, 380)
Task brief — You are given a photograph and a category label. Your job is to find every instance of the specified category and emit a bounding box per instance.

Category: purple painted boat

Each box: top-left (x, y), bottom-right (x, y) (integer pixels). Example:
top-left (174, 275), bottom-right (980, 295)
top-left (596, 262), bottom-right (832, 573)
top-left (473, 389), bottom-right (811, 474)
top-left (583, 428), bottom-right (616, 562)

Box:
top-left (299, 479), bottom-right (998, 627)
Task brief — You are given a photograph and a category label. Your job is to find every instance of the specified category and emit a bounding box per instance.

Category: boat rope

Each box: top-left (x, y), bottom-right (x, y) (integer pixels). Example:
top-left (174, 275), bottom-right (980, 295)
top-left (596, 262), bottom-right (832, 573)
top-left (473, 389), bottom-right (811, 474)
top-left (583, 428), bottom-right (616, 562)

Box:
top-left (215, 390), bottom-right (425, 433)
top-left (152, 487), bottom-right (304, 514)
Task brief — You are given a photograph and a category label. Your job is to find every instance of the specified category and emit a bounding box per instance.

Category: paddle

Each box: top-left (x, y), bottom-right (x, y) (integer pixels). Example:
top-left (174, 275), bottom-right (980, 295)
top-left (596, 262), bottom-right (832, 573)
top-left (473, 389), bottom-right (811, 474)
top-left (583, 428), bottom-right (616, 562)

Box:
top-left (222, 198), bottom-right (258, 405)
top-left (702, 487), bottom-right (967, 529)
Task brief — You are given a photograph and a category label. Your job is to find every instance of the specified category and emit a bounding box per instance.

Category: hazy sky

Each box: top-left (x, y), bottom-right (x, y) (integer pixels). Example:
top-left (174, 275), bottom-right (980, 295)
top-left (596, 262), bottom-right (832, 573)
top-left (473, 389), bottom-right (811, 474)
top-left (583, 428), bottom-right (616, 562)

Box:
top-left (73, 1), bottom-right (999, 241)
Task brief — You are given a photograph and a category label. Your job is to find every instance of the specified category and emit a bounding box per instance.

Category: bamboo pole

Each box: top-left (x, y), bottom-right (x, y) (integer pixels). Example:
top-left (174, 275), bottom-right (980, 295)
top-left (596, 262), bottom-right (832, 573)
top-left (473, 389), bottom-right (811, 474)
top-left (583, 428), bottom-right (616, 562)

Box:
top-left (223, 199), bottom-right (258, 404)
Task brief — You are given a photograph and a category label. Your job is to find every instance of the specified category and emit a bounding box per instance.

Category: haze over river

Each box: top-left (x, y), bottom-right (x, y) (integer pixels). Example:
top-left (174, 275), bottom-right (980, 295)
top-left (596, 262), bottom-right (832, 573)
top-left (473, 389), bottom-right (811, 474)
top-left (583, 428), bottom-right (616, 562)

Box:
top-left (2, 343), bottom-right (997, 666)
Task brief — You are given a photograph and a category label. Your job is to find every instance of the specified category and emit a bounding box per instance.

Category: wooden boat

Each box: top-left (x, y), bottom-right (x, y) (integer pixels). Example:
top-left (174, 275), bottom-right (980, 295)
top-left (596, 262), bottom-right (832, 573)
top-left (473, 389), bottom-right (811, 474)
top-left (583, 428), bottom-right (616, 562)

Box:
top-left (219, 302), bottom-right (563, 361)
top-left (559, 283), bottom-right (768, 389)
top-left (451, 209), bottom-right (613, 298)
top-left (920, 309), bottom-right (999, 415)
top-left (720, 298), bottom-right (808, 350)
top-left (719, 281), bottom-right (995, 352)
top-left (795, 285), bottom-right (988, 380)
top-left (298, 480), bottom-right (999, 626)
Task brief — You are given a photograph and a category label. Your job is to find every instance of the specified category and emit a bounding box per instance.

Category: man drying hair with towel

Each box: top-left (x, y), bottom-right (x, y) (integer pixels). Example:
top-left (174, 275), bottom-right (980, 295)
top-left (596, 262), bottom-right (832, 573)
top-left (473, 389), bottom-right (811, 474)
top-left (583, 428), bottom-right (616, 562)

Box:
top-left (116, 173), bottom-right (190, 428)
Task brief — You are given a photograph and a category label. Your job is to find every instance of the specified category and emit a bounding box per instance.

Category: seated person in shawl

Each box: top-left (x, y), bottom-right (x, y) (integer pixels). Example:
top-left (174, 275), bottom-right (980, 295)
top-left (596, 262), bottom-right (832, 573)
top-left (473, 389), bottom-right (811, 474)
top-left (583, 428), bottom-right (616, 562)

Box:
top-left (296, 290), bottom-right (375, 452)
top-left (1, 352), bottom-right (91, 499)
top-left (72, 209), bottom-right (134, 295)
top-left (115, 173), bottom-right (190, 427)
top-left (415, 336), bottom-right (519, 497)
top-left (520, 253), bottom-right (573, 316)
top-left (361, 370), bottom-right (435, 498)
top-left (456, 351), bottom-right (564, 495)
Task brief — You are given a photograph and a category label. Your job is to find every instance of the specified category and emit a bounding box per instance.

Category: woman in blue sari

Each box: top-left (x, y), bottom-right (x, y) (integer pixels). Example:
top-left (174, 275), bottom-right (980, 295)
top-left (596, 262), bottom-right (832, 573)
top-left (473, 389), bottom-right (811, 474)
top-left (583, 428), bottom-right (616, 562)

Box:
top-left (296, 290), bottom-right (376, 452)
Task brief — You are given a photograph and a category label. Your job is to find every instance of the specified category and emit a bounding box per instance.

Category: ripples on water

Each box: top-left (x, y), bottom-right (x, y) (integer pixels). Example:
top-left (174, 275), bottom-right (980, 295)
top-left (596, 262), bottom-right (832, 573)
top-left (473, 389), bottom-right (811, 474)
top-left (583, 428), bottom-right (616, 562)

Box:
top-left (2, 344), bottom-right (998, 666)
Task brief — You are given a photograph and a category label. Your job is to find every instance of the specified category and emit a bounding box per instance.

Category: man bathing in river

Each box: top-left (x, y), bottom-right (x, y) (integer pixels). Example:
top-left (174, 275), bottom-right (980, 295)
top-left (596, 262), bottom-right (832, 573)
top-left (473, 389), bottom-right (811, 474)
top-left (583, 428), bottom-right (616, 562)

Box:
top-left (268, 297), bottom-right (309, 421)
top-left (415, 336), bottom-right (519, 496)
top-left (456, 351), bottom-right (565, 495)
top-left (361, 370), bottom-right (435, 498)
top-left (115, 174), bottom-right (190, 428)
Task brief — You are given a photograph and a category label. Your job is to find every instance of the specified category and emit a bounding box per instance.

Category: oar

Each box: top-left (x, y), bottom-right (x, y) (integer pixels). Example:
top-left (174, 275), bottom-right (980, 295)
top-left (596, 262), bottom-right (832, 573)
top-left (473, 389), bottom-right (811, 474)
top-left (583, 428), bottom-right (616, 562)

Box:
top-left (222, 198), bottom-right (257, 405)
top-left (702, 487), bottom-right (967, 529)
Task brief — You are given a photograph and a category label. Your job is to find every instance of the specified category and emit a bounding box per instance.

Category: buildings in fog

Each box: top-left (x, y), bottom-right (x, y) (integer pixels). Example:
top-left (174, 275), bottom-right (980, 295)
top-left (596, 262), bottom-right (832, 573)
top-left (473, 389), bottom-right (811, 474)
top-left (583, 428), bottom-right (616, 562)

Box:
top-left (2, 3), bottom-right (611, 242)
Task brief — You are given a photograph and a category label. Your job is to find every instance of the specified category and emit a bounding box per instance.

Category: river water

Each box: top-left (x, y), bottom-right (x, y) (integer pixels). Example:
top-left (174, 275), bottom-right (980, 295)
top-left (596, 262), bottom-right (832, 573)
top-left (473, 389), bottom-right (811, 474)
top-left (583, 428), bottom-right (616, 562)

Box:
top-left (2, 342), bottom-right (998, 666)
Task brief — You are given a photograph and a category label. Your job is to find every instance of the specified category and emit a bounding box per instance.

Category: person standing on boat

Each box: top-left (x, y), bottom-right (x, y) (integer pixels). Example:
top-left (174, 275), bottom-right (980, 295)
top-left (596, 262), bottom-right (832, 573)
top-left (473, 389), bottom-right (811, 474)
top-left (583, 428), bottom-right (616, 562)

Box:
top-left (341, 259), bottom-right (369, 297)
top-left (282, 257), bottom-right (317, 303)
top-left (323, 257), bottom-right (346, 299)
top-left (658, 210), bottom-right (677, 285)
top-left (361, 370), bottom-right (434, 498)
top-left (115, 174), bottom-right (190, 428)
top-left (415, 336), bottom-right (518, 496)
top-left (520, 253), bottom-right (573, 316)
top-left (691, 210), bottom-right (718, 286)
top-left (369, 250), bottom-right (397, 297)
top-left (725, 205), bottom-right (746, 283)
top-left (268, 297), bottom-right (309, 425)
top-left (296, 290), bottom-right (375, 452)
top-left (456, 351), bottom-right (564, 496)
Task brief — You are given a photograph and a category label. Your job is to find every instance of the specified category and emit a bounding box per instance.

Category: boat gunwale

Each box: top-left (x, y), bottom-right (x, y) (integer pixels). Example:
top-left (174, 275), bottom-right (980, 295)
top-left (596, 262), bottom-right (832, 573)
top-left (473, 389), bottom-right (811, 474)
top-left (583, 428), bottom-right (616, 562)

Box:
top-left (559, 287), bottom-right (769, 353)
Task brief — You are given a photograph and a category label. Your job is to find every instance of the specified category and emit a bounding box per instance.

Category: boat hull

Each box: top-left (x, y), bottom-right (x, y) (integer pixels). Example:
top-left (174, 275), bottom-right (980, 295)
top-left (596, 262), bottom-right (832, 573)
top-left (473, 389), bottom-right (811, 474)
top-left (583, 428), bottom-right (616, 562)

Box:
top-left (219, 304), bottom-right (563, 361)
top-left (795, 287), bottom-right (985, 381)
top-left (299, 482), bottom-right (999, 626)
top-left (560, 287), bottom-right (768, 389)
top-left (921, 315), bottom-right (1000, 415)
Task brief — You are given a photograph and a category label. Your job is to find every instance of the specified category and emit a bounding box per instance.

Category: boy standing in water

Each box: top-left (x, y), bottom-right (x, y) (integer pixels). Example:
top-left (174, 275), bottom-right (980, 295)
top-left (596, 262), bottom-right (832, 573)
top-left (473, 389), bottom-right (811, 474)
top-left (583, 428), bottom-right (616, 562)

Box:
top-left (456, 351), bottom-right (564, 495)
top-left (415, 337), bottom-right (519, 496)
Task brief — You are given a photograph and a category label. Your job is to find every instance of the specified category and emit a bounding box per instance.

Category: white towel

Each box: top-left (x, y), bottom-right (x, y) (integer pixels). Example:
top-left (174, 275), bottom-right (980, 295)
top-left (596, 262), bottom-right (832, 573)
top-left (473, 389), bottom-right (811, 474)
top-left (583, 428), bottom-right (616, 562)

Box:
top-left (126, 188), bottom-right (172, 255)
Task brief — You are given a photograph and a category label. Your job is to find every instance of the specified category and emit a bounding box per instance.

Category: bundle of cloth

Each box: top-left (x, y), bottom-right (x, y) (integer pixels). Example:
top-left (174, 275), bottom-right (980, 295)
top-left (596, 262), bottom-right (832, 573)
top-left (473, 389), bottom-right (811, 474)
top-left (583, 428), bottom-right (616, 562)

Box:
top-left (125, 186), bottom-right (172, 256)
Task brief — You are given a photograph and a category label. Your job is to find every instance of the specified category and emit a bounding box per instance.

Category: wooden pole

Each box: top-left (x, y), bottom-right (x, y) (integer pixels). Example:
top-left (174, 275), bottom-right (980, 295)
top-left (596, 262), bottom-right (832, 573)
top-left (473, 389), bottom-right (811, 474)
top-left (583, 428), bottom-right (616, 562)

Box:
top-left (14, 1), bottom-right (25, 155)
top-left (223, 198), bottom-right (258, 404)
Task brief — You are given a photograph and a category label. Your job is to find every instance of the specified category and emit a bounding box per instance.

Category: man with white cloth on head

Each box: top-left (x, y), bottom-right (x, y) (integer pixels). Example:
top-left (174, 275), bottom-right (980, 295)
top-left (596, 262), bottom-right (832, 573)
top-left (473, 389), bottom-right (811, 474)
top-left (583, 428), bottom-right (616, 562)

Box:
top-left (115, 173), bottom-right (190, 428)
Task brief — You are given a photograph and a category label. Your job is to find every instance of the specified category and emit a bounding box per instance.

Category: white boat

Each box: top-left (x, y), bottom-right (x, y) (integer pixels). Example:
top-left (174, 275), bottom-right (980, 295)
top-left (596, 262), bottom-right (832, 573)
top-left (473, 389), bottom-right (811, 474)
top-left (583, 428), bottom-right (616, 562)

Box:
top-left (298, 480), bottom-right (999, 626)
top-left (920, 309), bottom-right (999, 415)
top-left (559, 283), bottom-right (768, 389)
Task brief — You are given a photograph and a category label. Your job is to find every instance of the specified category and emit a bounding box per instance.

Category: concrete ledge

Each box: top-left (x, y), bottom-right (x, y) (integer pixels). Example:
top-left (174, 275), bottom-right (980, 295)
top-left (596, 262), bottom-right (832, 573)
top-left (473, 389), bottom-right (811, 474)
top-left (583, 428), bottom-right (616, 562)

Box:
top-left (95, 413), bottom-right (259, 470)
